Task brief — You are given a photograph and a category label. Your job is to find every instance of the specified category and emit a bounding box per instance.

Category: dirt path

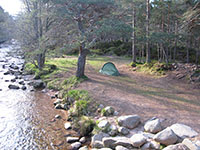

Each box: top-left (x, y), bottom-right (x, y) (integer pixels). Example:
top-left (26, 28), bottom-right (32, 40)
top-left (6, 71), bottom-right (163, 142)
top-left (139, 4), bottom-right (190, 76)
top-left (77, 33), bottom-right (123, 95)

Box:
top-left (76, 61), bottom-right (200, 133)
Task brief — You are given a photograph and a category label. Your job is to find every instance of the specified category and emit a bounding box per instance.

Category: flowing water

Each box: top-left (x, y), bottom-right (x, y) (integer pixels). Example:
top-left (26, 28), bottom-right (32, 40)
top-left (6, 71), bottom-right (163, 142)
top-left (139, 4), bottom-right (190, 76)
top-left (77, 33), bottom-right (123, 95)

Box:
top-left (0, 43), bottom-right (71, 150)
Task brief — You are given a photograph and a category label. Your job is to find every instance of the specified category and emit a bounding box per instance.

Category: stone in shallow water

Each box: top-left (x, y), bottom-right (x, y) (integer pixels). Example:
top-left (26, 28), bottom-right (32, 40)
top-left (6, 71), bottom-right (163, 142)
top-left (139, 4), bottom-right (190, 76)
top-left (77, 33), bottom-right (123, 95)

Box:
top-left (8, 84), bottom-right (20, 90)
top-left (21, 86), bottom-right (27, 90)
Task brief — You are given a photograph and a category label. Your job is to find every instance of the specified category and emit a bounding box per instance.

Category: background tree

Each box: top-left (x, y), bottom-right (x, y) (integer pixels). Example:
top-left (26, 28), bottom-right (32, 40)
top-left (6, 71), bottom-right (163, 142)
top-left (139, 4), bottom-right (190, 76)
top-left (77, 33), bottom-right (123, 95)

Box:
top-left (51, 0), bottom-right (115, 77)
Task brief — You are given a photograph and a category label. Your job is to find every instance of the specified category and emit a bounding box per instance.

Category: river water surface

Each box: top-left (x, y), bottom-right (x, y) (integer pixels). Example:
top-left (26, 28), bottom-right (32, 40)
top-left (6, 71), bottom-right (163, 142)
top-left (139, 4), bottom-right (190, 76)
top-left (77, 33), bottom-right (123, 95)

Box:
top-left (0, 43), bottom-right (71, 150)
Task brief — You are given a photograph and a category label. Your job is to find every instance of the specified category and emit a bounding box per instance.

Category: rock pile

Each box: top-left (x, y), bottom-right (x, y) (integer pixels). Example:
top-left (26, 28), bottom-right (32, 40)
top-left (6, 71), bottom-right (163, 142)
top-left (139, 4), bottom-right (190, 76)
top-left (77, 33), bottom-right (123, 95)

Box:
top-left (89, 114), bottom-right (199, 150)
top-left (52, 90), bottom-right (199, 150)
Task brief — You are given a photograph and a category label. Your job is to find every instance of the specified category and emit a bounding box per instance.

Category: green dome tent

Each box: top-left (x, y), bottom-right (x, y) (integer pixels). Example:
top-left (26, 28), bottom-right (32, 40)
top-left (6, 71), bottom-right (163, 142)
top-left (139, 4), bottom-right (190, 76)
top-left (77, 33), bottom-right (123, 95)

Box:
top-left (99, 62), bottom-right (120, 76)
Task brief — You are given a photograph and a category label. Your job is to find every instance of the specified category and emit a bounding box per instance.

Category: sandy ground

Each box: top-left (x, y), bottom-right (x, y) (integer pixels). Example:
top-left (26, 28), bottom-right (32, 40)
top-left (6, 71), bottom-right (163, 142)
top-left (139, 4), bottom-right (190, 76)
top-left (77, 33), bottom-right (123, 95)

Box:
top-left (74, 62), bottom-right (200, 133)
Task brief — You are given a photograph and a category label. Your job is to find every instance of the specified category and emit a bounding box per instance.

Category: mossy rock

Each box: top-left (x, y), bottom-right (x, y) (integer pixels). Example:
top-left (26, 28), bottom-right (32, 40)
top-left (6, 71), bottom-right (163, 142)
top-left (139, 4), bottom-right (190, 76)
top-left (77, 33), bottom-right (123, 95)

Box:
top-left (101, 106), bottom-right (115, 116)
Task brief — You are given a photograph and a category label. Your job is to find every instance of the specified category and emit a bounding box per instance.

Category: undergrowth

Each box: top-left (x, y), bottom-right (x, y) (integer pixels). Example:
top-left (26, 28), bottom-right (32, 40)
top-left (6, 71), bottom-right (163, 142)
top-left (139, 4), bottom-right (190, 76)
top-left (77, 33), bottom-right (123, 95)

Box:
top-left (130, 61), bottom-right (172, 76)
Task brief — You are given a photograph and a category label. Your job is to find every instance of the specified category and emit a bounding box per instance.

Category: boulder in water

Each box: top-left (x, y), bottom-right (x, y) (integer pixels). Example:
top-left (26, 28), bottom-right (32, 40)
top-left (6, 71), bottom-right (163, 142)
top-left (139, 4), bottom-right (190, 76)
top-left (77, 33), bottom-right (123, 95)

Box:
top-left (8, 84), bottom-right (20, 90)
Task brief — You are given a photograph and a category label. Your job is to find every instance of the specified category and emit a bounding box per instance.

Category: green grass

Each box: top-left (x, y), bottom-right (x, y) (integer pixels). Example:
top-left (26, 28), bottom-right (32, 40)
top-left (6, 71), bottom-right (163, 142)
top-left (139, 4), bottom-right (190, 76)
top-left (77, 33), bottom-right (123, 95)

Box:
top-left (62, 76), bottom-right (88, 91)
top-left (25, 58), bottom-right (78, 89)
top-left (46, 58), bottom-right (77, 70)
top-left (65, 89), bottom-right (90, 101)
top-left (130, 61), bottom-right (171, 76)
top-left (87, 56), bottom-right (110, 69)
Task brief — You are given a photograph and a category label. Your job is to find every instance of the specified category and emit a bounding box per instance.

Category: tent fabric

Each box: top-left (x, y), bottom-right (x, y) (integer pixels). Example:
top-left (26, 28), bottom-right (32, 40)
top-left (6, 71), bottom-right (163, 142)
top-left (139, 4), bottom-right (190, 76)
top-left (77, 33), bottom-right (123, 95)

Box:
top-left (99, 62), bottom-right (120, 76)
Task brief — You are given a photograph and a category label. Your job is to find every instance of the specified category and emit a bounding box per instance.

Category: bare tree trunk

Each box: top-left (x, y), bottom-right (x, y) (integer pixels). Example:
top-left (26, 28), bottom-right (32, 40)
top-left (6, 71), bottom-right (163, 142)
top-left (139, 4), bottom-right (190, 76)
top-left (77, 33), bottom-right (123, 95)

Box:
top-left (132, 3), bottom-right (137, 63)
top-left (157, 43), bottom-right (160, 61)
top-left (142, 45), bottom-right (145, 63)
top-left (76, 20), bottom-right (88, 78)
top-left (195, 39), bottom-right (199, 65)
top-left (186, 38), bottom-right (190, 63)
top-left (173, 20), bottom-right (178, 62)
top-left (146, 0), bottom-right (150, 63)
top-left (33, 1), bottom-right (39, 41)
top-left (39, 0), bottom-right (43, 38)
top-left (76, 44), bottom-right (88, 77)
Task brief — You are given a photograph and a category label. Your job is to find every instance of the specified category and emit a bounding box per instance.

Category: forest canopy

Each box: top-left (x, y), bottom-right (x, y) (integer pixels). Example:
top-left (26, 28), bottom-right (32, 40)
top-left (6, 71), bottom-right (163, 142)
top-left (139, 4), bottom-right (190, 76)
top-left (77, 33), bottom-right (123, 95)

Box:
top-left (4, 0), bottom-right (200, 77)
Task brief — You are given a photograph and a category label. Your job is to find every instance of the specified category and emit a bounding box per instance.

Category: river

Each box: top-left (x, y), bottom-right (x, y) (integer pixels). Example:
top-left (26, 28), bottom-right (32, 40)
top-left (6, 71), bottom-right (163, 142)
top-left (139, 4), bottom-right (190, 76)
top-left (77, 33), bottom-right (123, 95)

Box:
top-left (0, 43), bottom-right (72, 150)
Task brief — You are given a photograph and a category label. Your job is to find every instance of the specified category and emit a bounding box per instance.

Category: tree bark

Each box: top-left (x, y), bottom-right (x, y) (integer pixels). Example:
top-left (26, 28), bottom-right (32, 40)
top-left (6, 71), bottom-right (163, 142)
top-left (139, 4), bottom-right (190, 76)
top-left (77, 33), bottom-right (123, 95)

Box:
top-left (76, 20), bottom-right (88, 78)
top-left (186, 37), bottom-right (190, 63)
top-left (173, 20), bottom-right (178, 62)
top-left (76, 44), bottom-right (88, 78)
top-left (146, 0), bottom-right (150, 63)
top-left (132, 3), bottom-right (136, 63)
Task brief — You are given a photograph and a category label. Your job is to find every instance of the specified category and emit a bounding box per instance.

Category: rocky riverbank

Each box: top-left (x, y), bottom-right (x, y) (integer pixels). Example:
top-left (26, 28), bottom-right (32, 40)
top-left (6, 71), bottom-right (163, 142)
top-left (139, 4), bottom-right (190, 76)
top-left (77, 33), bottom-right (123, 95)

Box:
top-left (50, 89), bottom-right (200, 150)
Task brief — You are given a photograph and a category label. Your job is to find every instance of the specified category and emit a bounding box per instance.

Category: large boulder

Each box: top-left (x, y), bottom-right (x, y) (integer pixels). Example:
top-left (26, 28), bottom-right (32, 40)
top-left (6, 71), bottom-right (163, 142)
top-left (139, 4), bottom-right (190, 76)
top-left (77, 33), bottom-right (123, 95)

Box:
top-left (182, 138), bottom-right (200, 150)
top-left (115, 145), bottom-right (129, 150)
top-left (102, 136), bottom-right (133, 149)
top-left (144, 118), bottom-right (162, 134)
top-left (130, 133), bottom-right (147, 148)
top-left (170, 123), bottom-right (198, 139)
top-left (91, 132), bottom-right (109, 148)
top-left (117, 115), bottom-right (140, 129)
top-left (153, 127), bottom-right (178, 145)
top-left (163, 143), bottom-right (189, 150)
top-left (32, 80), bottom-right (45, 89)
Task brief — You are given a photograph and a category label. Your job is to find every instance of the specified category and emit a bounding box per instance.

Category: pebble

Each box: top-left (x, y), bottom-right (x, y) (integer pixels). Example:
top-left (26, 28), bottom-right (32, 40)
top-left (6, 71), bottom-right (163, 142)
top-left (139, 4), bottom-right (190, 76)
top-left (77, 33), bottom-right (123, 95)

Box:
top-left (55, 115), bottom-right (61, 119)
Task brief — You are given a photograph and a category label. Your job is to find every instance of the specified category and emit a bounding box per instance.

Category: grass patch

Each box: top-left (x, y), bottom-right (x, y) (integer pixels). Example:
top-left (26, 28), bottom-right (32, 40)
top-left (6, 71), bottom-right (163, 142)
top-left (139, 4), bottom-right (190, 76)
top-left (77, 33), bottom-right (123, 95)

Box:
top-left (47, 78), bottom-right (62, 90)
top-left (87, 56), bottom-right (110, 69)
top-left (130, 61), bottom-right (172, 76)
top-left (62, 76), bottom-right (88, 91)
top-left (25, 57), bottom-right (78, 89)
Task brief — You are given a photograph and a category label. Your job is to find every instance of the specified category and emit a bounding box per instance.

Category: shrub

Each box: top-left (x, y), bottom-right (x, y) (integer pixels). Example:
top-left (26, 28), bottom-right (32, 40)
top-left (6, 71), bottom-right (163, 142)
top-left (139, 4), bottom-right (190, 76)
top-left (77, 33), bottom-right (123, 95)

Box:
top-left (78, 116), bottom-right (95, 136)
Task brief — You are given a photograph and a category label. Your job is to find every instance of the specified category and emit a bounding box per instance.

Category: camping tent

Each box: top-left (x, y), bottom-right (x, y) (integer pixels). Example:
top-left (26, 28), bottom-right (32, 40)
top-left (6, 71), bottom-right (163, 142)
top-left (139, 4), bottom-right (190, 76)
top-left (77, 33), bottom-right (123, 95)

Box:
top-left (99, 62), bottom-right (120, 76)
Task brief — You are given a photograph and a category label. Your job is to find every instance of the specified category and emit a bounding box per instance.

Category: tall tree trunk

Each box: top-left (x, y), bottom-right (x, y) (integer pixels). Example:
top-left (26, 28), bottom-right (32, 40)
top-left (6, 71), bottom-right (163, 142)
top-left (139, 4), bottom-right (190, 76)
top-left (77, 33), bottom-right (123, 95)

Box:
top-left (33, 1), bottom-right (39, 41)
top-left (173, 20), bottom-right (178, 62)
top-left (186, 36), bottom-right (190, 63)
top-left (39, 0), bottom-right (43, 38)
top-left (157, 43), bottom-right (160, 61)
top-left (132, 3), bottom-right (136, 63)
top-left (146, 0), bottom-right (150, 63)
top-left (76, 44), bottom-right (88, 78)
top-left (142, 45), bottom-right (145, 63)
top-left (76, 20), bottom-right (88, 78)
top-left (195, 39), bottom-right (199, 65)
